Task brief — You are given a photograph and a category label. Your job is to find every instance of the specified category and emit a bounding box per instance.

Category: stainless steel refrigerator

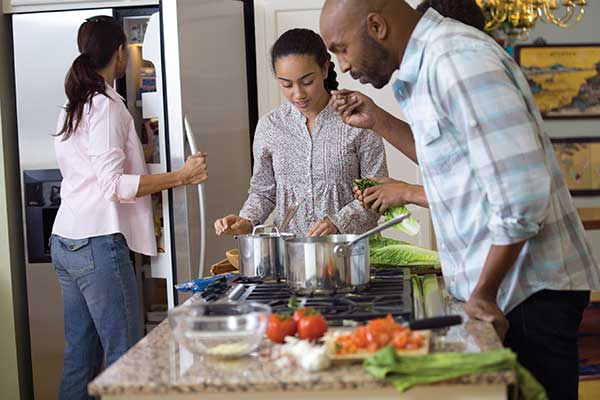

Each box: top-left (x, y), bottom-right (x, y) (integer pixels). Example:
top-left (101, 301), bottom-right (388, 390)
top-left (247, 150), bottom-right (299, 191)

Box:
top-left (12, 1), bottom-right (256, 398)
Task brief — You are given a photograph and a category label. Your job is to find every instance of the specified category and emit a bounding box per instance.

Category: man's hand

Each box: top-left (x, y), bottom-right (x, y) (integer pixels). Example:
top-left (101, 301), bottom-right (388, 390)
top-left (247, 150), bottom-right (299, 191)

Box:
top-left (330, 89), bottom-right (384, 130)
top-left (308, 218), bottom-right (339, 237)
top-left (464, 295), bottom-right (509, 341)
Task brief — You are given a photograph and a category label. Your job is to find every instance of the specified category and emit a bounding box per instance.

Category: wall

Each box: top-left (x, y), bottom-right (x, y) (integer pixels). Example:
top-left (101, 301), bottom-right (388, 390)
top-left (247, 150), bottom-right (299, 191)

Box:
top-left (521, 1), bottom-right (600, 260)
top-left (0, 11), bottom-right (32, 400)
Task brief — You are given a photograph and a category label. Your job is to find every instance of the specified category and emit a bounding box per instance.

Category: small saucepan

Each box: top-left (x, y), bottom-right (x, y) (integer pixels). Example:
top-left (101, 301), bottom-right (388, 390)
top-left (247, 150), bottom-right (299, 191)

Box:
top-left (235, 225), bottom-right (294, 280)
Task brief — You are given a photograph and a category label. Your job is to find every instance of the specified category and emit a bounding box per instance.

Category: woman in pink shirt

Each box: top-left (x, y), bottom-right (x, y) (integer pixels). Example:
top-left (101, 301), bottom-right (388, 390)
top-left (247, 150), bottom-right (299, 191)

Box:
top-left (50, 16), bottom-right (207, 400)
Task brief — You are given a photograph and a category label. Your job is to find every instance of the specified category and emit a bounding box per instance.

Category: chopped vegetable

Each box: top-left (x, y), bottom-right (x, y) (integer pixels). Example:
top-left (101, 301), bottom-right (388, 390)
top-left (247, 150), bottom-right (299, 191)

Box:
top-left (334, 314), bottom-right (424, 354)
top-left (354, 178), bottom-right (420, 236)
top-left (206, 343), bottom-right (254, 357)
top-left (266, 314), bottom-right (297, 344)
top-left (281, 337), bottom-right (331, 371)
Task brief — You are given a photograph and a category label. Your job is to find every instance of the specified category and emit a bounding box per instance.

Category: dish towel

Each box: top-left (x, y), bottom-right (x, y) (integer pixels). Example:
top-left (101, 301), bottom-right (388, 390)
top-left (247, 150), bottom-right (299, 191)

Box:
top-left (364, 346), bottom-right (547, 400)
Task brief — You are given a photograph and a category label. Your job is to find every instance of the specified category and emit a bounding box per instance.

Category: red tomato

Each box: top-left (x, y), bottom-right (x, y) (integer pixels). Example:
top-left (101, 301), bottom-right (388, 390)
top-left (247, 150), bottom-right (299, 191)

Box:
top-left (297, 312), bottom-right (328, 341)
top-left (293, 307), bottom-right (317, 324)
top-left (266, 314), bottom-right (296, 344)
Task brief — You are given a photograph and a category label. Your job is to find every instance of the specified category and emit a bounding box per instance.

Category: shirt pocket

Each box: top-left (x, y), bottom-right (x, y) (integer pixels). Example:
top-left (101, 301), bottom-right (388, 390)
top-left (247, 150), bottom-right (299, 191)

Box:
top-left (414, 119), bottom-right (462, 176)
top-left (55, 237), bottom-right (95, 274)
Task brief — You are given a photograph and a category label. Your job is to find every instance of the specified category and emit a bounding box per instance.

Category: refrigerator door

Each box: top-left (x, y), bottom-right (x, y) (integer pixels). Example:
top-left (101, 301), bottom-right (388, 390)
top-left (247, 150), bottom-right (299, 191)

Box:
top-left (12, 9), bottom-right (112, 400)
top-left (161, 0), bottom-right (255, 302)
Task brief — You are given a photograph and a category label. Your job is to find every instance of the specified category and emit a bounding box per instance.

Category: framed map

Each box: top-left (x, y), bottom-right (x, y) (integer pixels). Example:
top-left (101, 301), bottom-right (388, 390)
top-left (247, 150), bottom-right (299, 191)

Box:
top-left (552, 137), bottom-right (600, 195)
top-left (515, 44), bottom-right (600, 119)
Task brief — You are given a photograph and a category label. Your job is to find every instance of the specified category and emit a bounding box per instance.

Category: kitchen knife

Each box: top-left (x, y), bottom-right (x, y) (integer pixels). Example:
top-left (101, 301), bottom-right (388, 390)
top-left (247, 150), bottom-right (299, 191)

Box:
top-left (407, 315), bottom-right (463, 331)
top-left (329, 314), bottom-right (463, 330)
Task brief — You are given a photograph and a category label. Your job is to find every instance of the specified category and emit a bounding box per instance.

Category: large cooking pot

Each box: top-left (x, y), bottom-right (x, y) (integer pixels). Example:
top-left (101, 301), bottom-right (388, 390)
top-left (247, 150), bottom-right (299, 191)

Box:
top-left (235, 225), bottom-right (294, 280)
top-left (285, 214), bottom-right (411, 294)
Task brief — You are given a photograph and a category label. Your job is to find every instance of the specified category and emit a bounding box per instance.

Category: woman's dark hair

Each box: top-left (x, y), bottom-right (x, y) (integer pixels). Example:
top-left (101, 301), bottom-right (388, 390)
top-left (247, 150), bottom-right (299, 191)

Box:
top-left (58, 16), bottom-right (127, 140)
top-left (270, 28), bottom-right (339, 93)
top-left (417, 0), bottom-right (486, 32)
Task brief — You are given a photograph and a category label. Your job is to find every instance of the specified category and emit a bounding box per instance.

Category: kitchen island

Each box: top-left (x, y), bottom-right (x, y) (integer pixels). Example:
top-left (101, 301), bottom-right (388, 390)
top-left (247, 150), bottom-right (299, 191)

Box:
top-left (89, 294), bottom-right (515, 400)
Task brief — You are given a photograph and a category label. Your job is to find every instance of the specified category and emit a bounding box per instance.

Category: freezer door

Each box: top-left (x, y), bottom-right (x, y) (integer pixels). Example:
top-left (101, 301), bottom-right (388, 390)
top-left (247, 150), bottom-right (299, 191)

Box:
top-left (162, 0), bottom-right (255, 302)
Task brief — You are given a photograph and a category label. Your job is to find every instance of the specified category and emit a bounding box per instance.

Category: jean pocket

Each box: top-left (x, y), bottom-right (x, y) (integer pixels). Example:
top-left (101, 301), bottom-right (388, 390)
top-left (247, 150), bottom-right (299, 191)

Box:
top-left (112, 233), bottom-right (127, 246)
top-left (55, 236), bottom-right (95, 274)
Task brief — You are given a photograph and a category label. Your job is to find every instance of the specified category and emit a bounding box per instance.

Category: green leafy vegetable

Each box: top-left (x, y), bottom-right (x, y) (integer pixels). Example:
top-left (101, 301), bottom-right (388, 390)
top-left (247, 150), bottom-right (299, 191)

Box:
top-left (369, 234), bottom-right (440, 266)
top-left (370, 242), bottom-right (440, 267)
top-left (364, 346), bottom-right (548, 399)
top-left (369, 233), bottom-right (410, 250)
top-left (354, 178), bottom-right (420, 236)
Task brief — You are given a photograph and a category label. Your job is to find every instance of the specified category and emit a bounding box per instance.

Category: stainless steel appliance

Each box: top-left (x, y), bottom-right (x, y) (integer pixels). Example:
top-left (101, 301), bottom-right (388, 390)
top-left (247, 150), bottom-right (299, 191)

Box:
top-left (204, 268), bottom-right (416, 324)
top-left (12, 1), bottom-right (257, 398)
top-left (194, 268), bottom-right (456, 330)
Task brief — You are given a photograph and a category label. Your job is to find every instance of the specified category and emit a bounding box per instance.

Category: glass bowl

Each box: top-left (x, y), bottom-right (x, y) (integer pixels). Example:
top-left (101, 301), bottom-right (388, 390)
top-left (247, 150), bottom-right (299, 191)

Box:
top-left (168, 302), bottom-right (271, 358)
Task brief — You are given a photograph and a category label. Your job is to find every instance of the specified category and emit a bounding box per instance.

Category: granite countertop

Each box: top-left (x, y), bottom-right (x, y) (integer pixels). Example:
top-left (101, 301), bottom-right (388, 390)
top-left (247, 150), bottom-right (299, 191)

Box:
top-left (89, 294), bottom-right (515, 397)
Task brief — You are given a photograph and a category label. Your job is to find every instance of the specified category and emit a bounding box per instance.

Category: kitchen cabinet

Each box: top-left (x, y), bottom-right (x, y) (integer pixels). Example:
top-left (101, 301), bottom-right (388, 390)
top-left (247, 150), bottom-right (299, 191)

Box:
top-left (253, 0), bottom-right (433, 248)
top-left (3, 0), bottom-right (157, 14)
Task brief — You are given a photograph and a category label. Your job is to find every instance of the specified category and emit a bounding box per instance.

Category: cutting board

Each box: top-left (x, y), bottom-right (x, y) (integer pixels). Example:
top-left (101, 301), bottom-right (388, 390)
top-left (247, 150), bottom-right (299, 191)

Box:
top-left (323, 328), bottom-right (431, 361)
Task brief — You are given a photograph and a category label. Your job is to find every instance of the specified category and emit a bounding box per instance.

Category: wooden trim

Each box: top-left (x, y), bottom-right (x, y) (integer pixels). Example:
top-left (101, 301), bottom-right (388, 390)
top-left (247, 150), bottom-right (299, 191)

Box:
top-left (577, 208), bottom-right (600, 230)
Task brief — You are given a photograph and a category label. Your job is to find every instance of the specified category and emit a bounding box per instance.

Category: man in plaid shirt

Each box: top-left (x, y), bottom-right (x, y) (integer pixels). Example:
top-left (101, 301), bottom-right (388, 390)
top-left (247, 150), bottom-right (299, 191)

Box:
top-left (322, 1), bottom-right (600, 399)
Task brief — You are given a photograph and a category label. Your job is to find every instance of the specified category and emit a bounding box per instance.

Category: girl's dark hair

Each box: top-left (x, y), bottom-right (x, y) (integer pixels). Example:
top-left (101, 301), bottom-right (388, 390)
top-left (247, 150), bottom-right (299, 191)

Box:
top-left (58, 16), bottom-right (127, 140)
top-left (270, 28), bottom-right (339, 92)
top-left (417, 0), bottom-right (486, 32)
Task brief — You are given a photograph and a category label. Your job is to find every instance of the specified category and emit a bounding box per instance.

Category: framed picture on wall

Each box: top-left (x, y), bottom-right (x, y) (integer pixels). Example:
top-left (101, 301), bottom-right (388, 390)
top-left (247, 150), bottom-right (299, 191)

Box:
top-left (515, 44), bottom-right (600, 119)
top-left (552, 137), bottom-right (600, 195)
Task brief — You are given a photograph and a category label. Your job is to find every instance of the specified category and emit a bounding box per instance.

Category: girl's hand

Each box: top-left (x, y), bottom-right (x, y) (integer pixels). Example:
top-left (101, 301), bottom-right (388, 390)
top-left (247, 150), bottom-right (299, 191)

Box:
top-left (353, 177), bottom-right (401, 207)
top-left (214, 215), bottom-right (252, 236)
top-left (178, 153), bottom-right (208, 185)
top-left (308, 218), bottom-right (339, 237)
top-left (363, 182), bottom-right (412, 213)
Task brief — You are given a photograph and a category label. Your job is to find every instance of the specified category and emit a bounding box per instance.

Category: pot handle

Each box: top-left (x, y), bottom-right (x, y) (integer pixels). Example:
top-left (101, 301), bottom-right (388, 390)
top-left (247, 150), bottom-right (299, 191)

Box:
top-left (333, 213), bottom-right (411, 257)
top-left (252, 224), bottom-right (280, 235)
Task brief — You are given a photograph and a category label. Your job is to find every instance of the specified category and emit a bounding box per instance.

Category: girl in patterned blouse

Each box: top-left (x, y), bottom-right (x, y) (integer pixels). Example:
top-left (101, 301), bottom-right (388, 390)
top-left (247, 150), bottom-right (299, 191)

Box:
top-left (214, 28), bottom-right (387, 237)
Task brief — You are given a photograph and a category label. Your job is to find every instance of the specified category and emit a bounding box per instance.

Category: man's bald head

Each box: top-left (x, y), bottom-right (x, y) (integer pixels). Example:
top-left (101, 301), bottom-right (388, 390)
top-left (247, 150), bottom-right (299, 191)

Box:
top-left (320, 0), bottom-right (419, 89)
top-left (321, 0), bottom-right (408, 28)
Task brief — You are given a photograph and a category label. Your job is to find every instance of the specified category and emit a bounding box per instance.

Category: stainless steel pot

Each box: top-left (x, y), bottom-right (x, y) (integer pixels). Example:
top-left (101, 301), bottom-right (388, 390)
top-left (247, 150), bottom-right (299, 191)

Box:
top-left (285, 214), bottom-right (411, 294)
top-left (235, 225), bottom-right (294, 280)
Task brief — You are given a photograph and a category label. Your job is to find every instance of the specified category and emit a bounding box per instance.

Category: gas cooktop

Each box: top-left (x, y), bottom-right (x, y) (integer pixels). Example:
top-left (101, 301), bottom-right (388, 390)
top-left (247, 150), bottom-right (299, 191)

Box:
top-left (198, 268), bottom-right (414, 325)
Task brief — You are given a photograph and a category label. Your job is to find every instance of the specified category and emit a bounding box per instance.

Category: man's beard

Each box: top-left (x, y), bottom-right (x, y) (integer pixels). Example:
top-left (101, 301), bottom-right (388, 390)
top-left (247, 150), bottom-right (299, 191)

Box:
top-left (357, 31), bottom-right (394, 89)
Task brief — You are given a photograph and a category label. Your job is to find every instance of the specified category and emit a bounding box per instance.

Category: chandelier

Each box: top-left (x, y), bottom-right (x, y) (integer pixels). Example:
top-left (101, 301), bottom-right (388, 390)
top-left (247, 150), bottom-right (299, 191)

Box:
top-left (476, 0), bottom-right (587, 35)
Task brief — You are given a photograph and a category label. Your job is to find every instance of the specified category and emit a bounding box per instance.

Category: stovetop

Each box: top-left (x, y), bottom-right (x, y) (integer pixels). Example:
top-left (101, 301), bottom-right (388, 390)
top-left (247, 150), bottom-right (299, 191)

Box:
top-left (198, 268), bottom-right (414, 325)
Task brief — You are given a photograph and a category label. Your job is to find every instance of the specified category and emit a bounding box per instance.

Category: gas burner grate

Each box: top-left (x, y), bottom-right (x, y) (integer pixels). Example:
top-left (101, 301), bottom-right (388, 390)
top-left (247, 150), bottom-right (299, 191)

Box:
top-left (233, 271), bottom-right (413, 323)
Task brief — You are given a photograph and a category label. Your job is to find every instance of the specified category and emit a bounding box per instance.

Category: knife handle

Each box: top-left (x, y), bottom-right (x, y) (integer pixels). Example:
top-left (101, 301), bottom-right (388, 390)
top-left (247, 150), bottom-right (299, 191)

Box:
top-left (408, 315), bottom-right (463, 331)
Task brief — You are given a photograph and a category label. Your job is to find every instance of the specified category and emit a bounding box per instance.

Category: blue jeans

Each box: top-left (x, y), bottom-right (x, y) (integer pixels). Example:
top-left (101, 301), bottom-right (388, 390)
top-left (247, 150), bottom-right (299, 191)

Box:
top-left (50, 233), bottom-right (141, 400)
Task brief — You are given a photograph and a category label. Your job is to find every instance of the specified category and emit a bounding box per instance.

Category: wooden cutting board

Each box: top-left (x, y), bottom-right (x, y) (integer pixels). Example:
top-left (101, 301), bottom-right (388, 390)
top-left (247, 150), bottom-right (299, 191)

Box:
top-left (209, 258), bottom-right (238, 276)
top-left (323, 328), bottom-right (431, 361)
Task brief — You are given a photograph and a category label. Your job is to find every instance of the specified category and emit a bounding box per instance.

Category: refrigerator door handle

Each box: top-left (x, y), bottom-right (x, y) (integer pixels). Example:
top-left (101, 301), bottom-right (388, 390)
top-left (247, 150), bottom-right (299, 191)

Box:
top-left (183, 116), bottom-right (206, 278)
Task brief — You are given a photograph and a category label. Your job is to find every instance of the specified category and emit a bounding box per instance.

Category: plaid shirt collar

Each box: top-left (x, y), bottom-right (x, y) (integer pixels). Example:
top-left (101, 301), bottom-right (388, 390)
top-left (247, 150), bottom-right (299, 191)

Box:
top-left (396, 8), bottom-right (444, 87)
